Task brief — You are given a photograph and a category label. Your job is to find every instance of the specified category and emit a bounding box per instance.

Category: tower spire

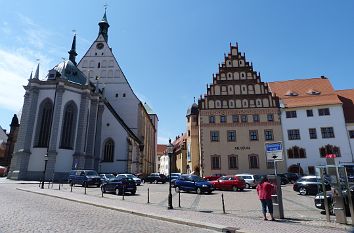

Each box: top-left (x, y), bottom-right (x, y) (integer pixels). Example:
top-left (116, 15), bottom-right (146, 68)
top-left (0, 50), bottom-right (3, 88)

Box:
top-left (98, 6), bottom-right (110, 42)
top-left (68, 32), bottom-right (78, 66)
top-left (33, 63), bottom-right (39, 79)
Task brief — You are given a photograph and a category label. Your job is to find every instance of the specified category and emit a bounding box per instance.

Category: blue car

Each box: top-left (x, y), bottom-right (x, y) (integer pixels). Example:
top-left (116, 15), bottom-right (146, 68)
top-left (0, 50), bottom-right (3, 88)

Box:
top-left (100, 177), bottom-right (137, 195)
top-left (175, 175), bottom-right (214, 194)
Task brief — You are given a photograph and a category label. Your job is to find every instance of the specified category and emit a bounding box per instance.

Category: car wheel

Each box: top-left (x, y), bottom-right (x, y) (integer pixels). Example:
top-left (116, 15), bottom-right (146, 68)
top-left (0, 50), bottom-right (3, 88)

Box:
top-left (116, 188), bottom-right (123, 195)
top-left (175, 186), bottom-right (180, 193)
top-left (239, 188), bottom-right (244, 191)
top-left (96, 184), bottom-right (100, 188)
top-left (162, 181), bottom-right (166, 184)
top-left (207, 190), bottom-right (212, 194)
top-left (196, 187), bottom-right (202, 194)
top-left (131, 190), bottom-right (136, 195)
top-left (299, 187), bottom-right (307, 195)
top-left (101, 186), bottom-right (106, 193)
top-left (232, 186), bottom-right (238, 192)
top-left (245, 183), bottom-right (250, 189)
top-left (153, 180), bottom-right (158, 184)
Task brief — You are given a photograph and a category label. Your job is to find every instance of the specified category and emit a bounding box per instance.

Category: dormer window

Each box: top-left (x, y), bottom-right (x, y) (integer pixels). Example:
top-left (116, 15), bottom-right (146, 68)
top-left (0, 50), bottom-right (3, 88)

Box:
top-left (285, 90), bottom-right (298, 96)
top-left (306, 89), bottom-right (321, 95)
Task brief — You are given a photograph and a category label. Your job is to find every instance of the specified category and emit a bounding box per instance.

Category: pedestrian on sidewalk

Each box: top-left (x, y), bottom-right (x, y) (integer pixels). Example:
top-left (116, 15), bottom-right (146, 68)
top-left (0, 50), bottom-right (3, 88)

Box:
top-left (256, 176), bottom-right (275, 221)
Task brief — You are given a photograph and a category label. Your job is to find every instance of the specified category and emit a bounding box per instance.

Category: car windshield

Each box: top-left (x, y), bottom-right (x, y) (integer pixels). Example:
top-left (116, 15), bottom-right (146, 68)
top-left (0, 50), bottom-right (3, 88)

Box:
top-left (106, 174), bottom-right (114, 178)
top-left (126, 174), bottom-right (135, 178)
top-left (86, 171), bottom-right (98, 176)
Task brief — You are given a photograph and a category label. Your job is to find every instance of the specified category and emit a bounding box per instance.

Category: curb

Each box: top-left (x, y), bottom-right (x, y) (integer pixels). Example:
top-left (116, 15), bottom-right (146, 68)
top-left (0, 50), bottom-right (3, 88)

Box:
top-left (17, 188), bottom-right (242, 232)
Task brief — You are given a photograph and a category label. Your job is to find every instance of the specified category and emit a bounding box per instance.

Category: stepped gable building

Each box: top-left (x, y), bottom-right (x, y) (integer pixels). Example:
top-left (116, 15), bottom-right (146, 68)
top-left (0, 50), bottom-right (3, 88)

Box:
top-left (269, 77), bottom-right (353, 175)
top-left (8, 10), bottom-right (157, 180)
top-left (196, 43), bottom-right (286, 176)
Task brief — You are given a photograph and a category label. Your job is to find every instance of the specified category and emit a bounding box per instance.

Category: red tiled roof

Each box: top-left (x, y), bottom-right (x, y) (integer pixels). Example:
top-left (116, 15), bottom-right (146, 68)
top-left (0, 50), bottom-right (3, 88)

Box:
top-left (157, 144), bottom-right (167, 156)
top-left (336, 89), bottom-right (354, 123)
top-left (268, 77), bottom-right (342, 108)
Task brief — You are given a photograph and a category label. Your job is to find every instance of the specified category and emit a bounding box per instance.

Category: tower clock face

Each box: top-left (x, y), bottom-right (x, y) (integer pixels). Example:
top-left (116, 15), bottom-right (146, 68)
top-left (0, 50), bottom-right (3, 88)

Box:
top-left (96, 43), bottom-right (104, 50)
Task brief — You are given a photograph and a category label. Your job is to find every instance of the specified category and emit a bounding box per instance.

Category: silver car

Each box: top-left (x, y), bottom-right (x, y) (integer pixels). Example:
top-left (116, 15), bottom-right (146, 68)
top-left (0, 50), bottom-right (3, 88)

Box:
top-left (235, 174), bottom-right (262, 189)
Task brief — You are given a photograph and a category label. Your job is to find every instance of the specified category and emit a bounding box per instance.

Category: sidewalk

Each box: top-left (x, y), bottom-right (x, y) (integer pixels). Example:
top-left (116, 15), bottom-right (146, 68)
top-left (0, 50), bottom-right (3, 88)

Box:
top-left (16, 184), bottom-right (353, 233)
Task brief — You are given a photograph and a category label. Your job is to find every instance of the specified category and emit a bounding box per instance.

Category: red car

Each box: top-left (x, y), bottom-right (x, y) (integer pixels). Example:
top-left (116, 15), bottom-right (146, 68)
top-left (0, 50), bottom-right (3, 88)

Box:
top-left (210, 175), bottom-right (246, 191)
top-left (203, 174), bottom-right (225, 181)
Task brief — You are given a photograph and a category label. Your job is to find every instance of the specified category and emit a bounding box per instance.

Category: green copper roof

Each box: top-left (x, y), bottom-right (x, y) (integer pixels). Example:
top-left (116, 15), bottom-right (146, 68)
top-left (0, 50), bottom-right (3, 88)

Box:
top-left (144, 102), bottom-right (155, 115)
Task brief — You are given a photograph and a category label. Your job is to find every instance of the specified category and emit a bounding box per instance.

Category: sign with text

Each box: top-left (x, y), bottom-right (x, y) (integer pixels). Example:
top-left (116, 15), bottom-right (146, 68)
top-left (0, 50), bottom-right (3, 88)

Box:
top-left (265, 142), bottom-right (283, 160)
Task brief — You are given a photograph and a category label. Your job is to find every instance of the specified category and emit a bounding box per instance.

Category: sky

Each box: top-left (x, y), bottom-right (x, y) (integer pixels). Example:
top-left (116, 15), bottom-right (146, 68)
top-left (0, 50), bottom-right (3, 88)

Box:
top-left (0, 0), bottom-right (354, 144)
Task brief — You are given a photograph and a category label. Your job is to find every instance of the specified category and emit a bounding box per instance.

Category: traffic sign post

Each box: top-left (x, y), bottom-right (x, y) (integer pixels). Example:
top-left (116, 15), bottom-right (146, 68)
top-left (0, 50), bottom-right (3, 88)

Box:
top-left (265, 142), bottom-right (283, 176)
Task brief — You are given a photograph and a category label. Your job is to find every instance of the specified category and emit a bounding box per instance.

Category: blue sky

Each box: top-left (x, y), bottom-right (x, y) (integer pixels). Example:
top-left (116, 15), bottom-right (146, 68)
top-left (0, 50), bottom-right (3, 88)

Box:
top-left (0, 0), bottom-right (354, 144)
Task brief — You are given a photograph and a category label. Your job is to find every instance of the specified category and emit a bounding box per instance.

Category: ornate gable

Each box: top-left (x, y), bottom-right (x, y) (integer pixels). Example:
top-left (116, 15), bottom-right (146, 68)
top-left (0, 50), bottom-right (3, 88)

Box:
top-left (199, 44), bottom-right (279, 110)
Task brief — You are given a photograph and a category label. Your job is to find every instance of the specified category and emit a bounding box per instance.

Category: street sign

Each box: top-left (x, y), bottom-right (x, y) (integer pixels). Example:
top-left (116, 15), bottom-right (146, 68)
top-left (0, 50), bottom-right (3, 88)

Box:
top-left (265, 142), bottom-right (283, 160)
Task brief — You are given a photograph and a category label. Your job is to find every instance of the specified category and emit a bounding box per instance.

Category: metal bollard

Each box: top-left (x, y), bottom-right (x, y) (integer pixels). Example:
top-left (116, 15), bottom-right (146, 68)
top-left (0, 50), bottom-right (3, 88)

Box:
top-left (101, 188), bottom-right (103, 197)
top-left (221, 193), bottom-right (226, 214)
top-left (59, 182), bottom-right (60, 190)
top-left (70, 184), bottom-right (73, 192)
top-left (147, 188), bottom-right (150, 203)
top-left (122, 186), bottom-right (125, 200)
top-left (178, 191), bottom-right (181, 208)
top-left (84, 183), bottom-right (87, 195)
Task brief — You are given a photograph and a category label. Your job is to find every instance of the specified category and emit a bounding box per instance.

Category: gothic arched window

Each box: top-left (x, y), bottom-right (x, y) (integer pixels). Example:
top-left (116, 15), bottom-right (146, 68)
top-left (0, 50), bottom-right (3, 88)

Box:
top-left (319, 144), bottom-right (341, 158)
top-left (36, 99), bottom-right (53, 147)
top-left (103, 139), bottom-right (114, 162)
top-left (287, 146), bottom-right (306, 159)
top-left (60, 102), bottom-right (77, 149)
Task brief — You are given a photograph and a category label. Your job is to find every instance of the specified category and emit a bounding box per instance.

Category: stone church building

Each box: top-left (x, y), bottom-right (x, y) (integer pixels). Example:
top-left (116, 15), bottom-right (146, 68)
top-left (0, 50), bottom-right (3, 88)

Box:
top-left (8, 11), bottom-right (157, 181)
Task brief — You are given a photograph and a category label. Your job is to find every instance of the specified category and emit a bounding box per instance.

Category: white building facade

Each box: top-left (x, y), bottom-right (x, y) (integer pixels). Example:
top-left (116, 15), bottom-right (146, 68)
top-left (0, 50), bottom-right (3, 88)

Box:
top-left (269, 77), bottom-right (354, 175)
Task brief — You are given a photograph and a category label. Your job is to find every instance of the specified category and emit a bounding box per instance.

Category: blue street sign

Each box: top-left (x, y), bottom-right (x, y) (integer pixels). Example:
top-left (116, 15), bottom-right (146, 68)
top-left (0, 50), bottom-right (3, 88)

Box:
top-left (265, 142), bottom-right (282, 152)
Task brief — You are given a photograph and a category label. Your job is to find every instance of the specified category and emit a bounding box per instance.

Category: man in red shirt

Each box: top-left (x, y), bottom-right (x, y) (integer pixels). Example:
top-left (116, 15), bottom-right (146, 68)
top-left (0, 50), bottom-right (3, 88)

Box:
top-left (256, 176), bottom-right (275, 221)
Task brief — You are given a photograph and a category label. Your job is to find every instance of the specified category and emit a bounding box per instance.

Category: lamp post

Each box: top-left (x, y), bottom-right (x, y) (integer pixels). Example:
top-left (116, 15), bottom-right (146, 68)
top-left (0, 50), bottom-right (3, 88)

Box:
top-left (167, 139), bottom-right (174, 209)
top-left (41, 154), bottom-right (49, 189)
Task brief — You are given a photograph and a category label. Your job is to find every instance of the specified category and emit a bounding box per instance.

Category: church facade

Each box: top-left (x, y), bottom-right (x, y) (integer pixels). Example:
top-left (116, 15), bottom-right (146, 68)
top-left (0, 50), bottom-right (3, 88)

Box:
top-left (8, 11), bottom-right (157, 181)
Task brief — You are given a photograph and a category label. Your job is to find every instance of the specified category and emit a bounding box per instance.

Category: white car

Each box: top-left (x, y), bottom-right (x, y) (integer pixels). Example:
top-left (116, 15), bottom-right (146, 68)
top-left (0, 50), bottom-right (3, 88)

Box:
top-left (235, 174), bottom-right (262, 189)
top-left (117, 174), bottom-right (141, 185)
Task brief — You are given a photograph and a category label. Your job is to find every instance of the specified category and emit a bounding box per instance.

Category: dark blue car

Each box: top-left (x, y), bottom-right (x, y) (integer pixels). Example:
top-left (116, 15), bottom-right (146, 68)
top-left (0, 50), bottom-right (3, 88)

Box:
top-left (68, 170), bottom-right (101, 187)
top-left (100, 177), bottom-right (137, 195)
top-left (175, 175), bottom-right (214, 194)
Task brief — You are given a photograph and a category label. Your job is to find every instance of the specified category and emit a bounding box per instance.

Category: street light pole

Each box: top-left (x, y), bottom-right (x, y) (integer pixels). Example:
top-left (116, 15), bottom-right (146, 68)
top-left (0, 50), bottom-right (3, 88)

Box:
top-left (167, 139), bottom-right (174, 210)
top-left (41, 154), bottom-right (49, 189)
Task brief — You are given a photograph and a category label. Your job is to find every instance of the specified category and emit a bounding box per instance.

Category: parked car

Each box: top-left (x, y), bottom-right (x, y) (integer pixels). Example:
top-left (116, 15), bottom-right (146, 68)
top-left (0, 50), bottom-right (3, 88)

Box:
top-left (100, 176), bottom-right (137, 195)
top-left (235, 174), bottom-right (262, 189)
top-left (269, 174), bottom-right (290, 185)
top-left (99, 173), bottom-right (115, 183)
top-left (203, 174), bottom-right (225, 181)
top-left (168, 173), bottom-right (182, 187)
top-left (0, 166), bottom-right (8, 177)
top-left (315, 186), bottom-right (354, 216)
top-left (68, 170), bottom-right (101, 187)
top-left (293, 175), bottom-right (331, 195)
top-left (175, 174), bottom-right (214, 194)
top-left (209, 175), bottom-right (246, 191)
top-left (117, 174), bottom-right (142, 186)
top-left (283, 172), bottom-right (301, 183)
top-left (145, 173), bottom-right (167, 184)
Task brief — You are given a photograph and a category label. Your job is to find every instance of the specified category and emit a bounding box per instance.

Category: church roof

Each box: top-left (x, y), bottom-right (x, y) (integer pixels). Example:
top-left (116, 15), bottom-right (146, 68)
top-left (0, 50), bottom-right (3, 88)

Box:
top-left (51, 60), bottom-right (88, 85)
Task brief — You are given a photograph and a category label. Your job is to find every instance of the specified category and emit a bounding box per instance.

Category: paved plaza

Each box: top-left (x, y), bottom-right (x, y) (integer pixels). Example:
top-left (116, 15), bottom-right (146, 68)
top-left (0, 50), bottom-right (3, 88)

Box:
top-left (1, 178), bottom-right (353, 233)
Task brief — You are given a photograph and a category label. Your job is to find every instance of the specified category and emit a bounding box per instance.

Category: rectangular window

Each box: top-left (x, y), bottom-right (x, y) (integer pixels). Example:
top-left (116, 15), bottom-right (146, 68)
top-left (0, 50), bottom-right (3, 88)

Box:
top-left (210, 131), bottom-right (219, 142)
top-left (211, 156), bottom-right (221, 169)
top-left (241, 115), bottom-right (248, 123)
top-left (229, 155), bottom-right (238, 169)
top-left (253, 114), bottom-right (260, 122)
top-left (267, 161), bottom-right (274, 169)
top-left (349, 130), bottom-right (354, 139)
top-left (249, 130), bottom-right (258, 141)
top-left (232, 115), bottom-right (239, 123)
top-left (287, 129), bottom-right (300, 140)
top-left (220, 115), bottom-right (227, 123)
top-left (306, 109), bottom-right (313, 117)
top-left (209, 115), bottom-right (215, 123)
top-left (267, 114), bottom-right (274, 122)
top-left (249, 154), bottom-right (259, 169)
top-left (318, 108), bottom-right (330, 116)
top-left (286, 111), bottom-right (297, 118)
top-left (227, 130), bottom-right (236, 142)
top-left (321, 127), bottom-right (335, 138)
top-left (264, 129), bottom-right (274, 141)
top-left (309, 128), bottom-right (317, 139)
